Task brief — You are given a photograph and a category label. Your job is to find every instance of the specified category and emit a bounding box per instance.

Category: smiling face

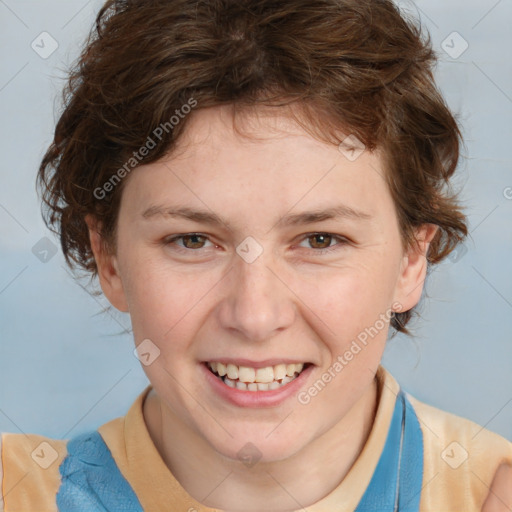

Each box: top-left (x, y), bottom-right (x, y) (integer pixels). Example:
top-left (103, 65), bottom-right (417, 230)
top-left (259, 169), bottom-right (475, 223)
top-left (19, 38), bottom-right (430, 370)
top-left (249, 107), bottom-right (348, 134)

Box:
top-left (88, 104), bottom-right (433, 464)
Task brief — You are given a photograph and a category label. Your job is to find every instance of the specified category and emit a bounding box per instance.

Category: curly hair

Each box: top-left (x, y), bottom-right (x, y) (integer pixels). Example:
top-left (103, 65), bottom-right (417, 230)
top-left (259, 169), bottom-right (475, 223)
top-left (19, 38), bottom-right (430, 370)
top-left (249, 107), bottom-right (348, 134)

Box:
top-left (37, 0), bottom-right (468, 334)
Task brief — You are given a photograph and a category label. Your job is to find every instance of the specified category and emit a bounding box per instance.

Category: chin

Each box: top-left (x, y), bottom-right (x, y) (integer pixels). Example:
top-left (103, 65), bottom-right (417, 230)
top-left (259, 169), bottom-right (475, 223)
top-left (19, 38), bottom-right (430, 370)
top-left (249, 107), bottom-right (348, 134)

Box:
top-left (206, 425), bottom-right (312, 466)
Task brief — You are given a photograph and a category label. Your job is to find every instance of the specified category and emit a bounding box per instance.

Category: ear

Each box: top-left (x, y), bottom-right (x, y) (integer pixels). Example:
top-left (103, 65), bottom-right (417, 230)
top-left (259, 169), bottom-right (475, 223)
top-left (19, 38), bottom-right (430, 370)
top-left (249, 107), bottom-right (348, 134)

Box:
top-left (392, 224), bottom-right (439, 312)
top-left (85, 214), bottom-right (129, 313)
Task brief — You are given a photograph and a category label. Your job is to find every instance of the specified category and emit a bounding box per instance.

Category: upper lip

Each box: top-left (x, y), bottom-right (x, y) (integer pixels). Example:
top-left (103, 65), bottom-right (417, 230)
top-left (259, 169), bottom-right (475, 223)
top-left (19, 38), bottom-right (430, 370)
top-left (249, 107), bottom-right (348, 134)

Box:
top-left (203, 358), bottom-right (312, 368)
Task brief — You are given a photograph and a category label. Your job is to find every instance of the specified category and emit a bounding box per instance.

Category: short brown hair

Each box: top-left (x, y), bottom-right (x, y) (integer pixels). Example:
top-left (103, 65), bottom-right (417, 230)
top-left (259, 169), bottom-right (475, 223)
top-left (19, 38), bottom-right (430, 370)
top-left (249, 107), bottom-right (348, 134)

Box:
top-left (37, 0), bottom-right (468, 334)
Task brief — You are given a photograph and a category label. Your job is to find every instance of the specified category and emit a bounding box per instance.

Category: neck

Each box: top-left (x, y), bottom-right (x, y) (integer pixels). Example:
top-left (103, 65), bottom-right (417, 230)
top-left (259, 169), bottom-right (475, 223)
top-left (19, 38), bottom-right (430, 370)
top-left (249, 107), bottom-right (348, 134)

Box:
top-left (144, 377), bottom-right (378, 511)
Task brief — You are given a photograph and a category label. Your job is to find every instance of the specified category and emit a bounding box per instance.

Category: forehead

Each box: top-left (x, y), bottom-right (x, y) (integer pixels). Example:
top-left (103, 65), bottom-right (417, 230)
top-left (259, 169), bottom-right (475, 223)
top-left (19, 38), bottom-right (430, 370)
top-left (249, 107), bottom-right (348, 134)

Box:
top-left (119, 105), bottom-right (395, 227)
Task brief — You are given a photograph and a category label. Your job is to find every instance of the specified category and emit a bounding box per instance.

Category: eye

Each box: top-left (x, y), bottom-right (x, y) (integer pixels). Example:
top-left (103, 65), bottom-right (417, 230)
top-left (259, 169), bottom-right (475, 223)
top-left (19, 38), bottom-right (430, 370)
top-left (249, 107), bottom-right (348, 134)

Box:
top-left (161, 232), bottom-right (349, 256)
top-left (163, 233), bottom-right (215, 252)
top-left (297, 233), bottom-right (349, 254)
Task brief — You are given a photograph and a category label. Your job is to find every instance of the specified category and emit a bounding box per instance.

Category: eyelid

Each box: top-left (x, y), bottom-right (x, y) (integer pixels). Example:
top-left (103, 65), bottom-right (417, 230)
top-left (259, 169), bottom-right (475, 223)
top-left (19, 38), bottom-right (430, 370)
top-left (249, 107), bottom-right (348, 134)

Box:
top-left (163, 233), bottom-right (215, 250)
top-left (295, 232), bottom-right (350, 253)
top-left (163, 232), bottom-right (350, 254)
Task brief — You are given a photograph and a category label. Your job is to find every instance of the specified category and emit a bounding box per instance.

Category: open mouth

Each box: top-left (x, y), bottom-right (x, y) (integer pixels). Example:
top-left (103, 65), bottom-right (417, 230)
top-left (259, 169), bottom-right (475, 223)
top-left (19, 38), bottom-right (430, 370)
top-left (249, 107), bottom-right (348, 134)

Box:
top-left (204, 361), bottom-right (311, 392)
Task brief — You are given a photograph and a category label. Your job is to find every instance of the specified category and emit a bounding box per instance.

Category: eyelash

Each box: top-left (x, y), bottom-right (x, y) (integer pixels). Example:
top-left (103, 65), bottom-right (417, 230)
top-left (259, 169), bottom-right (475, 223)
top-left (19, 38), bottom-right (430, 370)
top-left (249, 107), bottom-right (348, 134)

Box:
top-left (162, 232), bottom-right (349, 255)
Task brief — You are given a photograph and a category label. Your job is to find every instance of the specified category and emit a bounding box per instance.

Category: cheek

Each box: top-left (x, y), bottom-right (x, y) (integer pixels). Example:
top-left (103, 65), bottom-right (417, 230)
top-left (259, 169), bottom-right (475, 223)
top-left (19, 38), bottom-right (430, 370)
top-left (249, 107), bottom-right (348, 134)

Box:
top-left (301, 269), bottom-right (391, 398)
top-left (122, 258), bottom-right (222, 342)
top-left (291, 256), bottom-right (399, 372)
top-left (120, 236), bottom-right (401, 356)
top-left (297, 259), bottom-right (398, 329)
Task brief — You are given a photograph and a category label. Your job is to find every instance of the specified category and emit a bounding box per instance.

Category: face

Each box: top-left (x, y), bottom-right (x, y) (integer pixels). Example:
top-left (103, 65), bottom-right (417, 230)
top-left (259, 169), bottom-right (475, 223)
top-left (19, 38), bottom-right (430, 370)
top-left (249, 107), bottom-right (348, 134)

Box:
top-left (89, 104), bottom-right (432, 463)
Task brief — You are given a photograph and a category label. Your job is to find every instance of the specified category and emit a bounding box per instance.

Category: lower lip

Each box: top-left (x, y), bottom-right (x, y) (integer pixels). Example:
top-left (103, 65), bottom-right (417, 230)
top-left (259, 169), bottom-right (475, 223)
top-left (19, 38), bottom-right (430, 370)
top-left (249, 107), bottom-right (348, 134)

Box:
top-left (201, 362), bottom-right (314, 408)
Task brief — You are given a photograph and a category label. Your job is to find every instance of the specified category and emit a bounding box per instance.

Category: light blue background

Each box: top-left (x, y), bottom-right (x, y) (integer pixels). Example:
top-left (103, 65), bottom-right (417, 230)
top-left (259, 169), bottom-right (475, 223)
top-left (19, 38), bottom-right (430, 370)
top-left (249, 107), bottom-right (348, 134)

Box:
top-left (1, 0), bottom-right (511, 443)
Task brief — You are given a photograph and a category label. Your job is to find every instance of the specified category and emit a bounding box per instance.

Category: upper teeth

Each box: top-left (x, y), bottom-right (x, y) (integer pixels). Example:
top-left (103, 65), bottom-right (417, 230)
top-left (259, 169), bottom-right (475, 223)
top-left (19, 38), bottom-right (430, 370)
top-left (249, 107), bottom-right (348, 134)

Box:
top-left (208, 362), bottom-right (304, 383)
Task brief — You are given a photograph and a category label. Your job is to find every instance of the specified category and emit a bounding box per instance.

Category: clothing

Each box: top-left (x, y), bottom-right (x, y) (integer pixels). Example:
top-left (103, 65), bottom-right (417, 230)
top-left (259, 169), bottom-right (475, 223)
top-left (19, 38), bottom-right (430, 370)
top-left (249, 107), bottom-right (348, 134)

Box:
top-left (1, 366), bottom-right (511, 511)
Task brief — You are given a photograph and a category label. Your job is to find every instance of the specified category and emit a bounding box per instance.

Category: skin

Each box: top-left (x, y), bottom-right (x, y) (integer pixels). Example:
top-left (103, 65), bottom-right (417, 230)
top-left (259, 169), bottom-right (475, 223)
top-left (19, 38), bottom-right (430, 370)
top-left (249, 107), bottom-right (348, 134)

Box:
top-left (86, 103), bottom-right (446, 511)
top-left (482, 463), bottom-right (512, 512)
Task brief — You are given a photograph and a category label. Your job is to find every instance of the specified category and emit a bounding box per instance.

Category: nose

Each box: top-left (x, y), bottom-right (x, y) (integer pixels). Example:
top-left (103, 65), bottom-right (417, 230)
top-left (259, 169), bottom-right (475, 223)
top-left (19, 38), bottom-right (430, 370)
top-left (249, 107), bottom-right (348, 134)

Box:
top-left (216, 248), bottom-right (296, 342)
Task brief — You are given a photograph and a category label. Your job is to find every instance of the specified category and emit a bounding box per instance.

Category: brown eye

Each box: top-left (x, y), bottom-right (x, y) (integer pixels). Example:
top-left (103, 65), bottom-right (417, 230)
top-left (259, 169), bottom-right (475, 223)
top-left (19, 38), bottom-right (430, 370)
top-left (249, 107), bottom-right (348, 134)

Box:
top-left (307, 233), bottom-right (333, 249)
top-left (164, 233), bottom-right (213, 251)
top-left (180, 234), bottom-right (207, 249)
top-left (296, 233), bottom-right (349, 254)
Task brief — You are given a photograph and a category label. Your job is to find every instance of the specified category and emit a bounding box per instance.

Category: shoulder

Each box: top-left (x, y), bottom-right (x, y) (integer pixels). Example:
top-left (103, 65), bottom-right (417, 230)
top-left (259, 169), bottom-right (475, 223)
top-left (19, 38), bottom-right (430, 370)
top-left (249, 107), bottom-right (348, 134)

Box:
top-left (1, 388), bottom-right (152, 511)
top-left (1, 427), bottom-right (142, 512)
top-left (0, 431), bottom-right (68, 512)
top-left (405, 392), bottom-right (512, 512)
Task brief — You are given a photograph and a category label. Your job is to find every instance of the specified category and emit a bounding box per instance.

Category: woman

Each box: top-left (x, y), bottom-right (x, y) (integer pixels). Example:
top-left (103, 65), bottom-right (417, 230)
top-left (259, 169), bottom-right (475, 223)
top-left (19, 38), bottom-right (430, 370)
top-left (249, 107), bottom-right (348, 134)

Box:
top-left (2, 0), bottom-right (511, 510)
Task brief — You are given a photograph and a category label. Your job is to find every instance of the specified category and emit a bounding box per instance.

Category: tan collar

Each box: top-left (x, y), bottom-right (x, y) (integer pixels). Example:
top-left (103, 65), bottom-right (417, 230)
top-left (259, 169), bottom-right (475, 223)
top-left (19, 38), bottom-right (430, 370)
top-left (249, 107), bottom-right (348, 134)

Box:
top-left (98, 365), bottom-right (399, 511)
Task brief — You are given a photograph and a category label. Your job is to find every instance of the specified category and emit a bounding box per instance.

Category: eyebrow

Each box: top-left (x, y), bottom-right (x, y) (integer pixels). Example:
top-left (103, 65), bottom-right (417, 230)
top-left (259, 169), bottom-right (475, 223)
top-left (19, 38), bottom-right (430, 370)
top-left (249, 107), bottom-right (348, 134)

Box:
top-left (141, 204), bottom-right (372, 229)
